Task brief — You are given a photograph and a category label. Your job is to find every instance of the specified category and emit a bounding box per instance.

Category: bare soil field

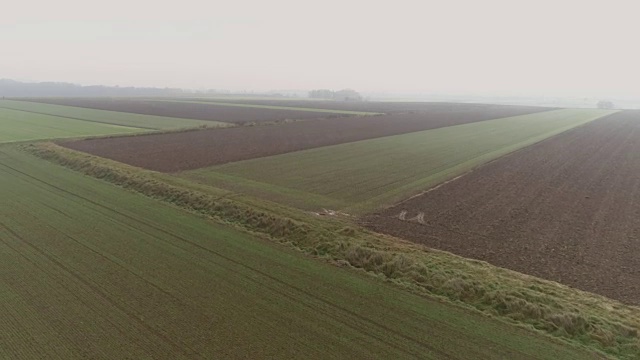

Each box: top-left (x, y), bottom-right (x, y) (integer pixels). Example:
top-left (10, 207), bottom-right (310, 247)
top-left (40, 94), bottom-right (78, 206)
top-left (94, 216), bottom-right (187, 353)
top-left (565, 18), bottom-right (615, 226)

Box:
top-left (61, 105), bottom-right (553, 172)
top-left (363, 111), bottom-right (640, 304)
top-left (15, 98), bottom-right (349, 124)
top-left (181, 98), bottom-right (554, 115)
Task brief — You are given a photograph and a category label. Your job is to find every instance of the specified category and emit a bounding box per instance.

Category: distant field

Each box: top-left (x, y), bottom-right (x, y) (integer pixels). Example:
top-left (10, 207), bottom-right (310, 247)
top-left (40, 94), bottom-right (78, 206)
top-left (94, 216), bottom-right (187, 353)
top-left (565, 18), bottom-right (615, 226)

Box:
top-left (0, 147), bottom-right (597, 360)
top-left (61, 104), bottom-right (556, 172)
top-left (0, 100), bottom-right (222, 129)
top-left (182, 109), bottom-right (614, 213)
top-left (174, 97), bottom-right (555, 114)
top-left (0, 107), bottom-right (145, 143)
top-left (15, 98), bottom-right (354, 124)
top-left (365, 110), bottom-right (640, 305)
top-left (153, 99), bottom-right (379, 115)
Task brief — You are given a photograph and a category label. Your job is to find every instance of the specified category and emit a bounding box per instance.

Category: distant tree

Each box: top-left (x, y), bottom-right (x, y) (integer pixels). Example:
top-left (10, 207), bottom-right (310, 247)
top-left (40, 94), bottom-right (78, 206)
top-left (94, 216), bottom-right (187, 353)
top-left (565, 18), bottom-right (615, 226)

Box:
top-left (333, 89), bottom-right (362, 101)
top-left (0, 78), bottom-right (185, 97)
top-left (309, 89), bottom-right (335, 99)
top-left (597, 100), bottom-right (614, 109)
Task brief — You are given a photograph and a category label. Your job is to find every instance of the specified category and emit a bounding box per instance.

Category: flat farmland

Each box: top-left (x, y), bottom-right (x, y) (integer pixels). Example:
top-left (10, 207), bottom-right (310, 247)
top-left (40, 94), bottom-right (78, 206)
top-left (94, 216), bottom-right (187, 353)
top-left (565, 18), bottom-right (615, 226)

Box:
top-left (0, 147), bottom-right (597, 360)
top-left (154, 99), bottom-right (378, 115)
top-left (175, 97), bottom-right (555, 115)
top-left (15, 98), bottom-right (354, 124)
top-left (0, 100), bottom-right (222, 130)
top-left (61, 105), bottom-right (557, 172)
top-left (181, 109), bottom-right (613, 213)
top-left (364, 110), bottom-right (640, 304)
top-left (0, 107), bottom-right (145, 143)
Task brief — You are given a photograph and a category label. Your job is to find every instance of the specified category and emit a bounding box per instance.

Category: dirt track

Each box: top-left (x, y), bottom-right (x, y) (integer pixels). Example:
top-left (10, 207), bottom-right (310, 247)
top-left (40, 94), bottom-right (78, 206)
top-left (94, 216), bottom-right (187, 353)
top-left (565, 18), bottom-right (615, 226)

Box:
top-left (60, 105), bottom-right (551, 172)
top-left (16, 98), bottom-right (349, 124)
top-left (363, 111), bottom-right (640, 304)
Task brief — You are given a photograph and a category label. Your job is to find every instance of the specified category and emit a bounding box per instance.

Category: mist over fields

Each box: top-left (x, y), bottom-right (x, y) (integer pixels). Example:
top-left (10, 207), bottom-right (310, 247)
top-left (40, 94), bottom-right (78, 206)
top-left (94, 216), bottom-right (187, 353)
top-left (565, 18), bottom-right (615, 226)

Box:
top-left (3, 78), bottom-right (639, 110)
top-left (3, 0), bottom-right (639, 104)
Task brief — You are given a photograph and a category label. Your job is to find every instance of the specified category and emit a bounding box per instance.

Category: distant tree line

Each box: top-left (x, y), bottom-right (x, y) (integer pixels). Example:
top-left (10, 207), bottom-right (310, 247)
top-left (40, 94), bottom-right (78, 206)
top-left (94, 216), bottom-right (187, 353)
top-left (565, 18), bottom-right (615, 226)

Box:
top-left (597, 100), bottom-right (614, 109)
top-left (309, 88), bottom-right (362, 101)
top-left (0, 79), bottom-right (191, 98)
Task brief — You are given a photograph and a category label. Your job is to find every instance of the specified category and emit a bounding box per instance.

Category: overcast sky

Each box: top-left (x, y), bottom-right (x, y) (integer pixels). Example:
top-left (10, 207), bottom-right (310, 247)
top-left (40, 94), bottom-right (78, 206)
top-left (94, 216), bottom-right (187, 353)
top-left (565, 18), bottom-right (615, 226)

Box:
top-left (2, 0), bottom-right (638, 97)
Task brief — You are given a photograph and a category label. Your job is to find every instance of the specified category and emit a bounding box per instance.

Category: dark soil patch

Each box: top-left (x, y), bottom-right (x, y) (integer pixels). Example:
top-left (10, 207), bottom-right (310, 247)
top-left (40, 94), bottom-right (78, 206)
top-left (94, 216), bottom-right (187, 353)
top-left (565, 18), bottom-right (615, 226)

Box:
top-left (363, 111), bottom-right (640, 305)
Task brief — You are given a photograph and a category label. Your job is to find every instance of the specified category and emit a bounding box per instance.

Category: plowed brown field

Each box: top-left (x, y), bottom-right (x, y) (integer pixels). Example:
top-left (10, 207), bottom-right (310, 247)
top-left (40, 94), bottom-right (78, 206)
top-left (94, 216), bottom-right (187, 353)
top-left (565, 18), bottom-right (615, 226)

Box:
top-left (16, 98), bottom-right (348, 123)
top-left (364, 111), bottom-right (640, 304)
top-left (60, 105), bottom-right (552, 172)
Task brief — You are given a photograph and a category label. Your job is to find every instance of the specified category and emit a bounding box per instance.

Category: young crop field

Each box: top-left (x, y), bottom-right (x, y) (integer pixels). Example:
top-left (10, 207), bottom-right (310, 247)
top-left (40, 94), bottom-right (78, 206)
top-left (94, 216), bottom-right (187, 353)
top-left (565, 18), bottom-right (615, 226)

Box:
top-left (0, 146), bottom-right (600, 360)
top-left (0, 100), bottom-right (223, 130)
top-left (0, 107), bottom-right (146, 143)
top-left (364, 110), bottom-right (640, 305)
top-left (180, 109), bottom-right (614, 213)
top-left (15, 98), bottom-right (355, 124)
top-left (60, 106), bottom-right (557, 172)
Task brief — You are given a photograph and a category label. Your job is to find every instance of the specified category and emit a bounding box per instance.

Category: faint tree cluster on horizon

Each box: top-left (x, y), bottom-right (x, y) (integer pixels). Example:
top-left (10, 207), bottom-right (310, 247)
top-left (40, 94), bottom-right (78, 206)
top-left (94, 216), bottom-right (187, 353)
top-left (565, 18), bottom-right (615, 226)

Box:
top-left (597, 100), bottom-right (615, 109)
top-left (309, 88), bottom-right (363, 101)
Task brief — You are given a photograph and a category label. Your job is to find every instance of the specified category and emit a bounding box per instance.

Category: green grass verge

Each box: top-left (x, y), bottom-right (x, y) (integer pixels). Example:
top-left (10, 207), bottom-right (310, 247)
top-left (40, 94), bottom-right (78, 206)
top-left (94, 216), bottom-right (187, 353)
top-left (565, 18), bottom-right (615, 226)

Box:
top-left (183, 108), bottom-right (616, 214)
top-left (0, 107), bottom-right (146, 143)
top-left (0, 99), bottom-right (225, 130)
top-left (27, 142), bottom-right (640, 359)
top-left (0, 145), bottom-right (599, 359)
top-left (154, 99), bottom-right (380, 116)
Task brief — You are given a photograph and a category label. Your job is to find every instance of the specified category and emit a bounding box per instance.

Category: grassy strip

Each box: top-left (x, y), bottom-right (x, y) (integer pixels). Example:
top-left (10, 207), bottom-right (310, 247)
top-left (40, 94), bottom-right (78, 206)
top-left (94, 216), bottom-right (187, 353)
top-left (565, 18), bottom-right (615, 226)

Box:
top-left (27, 142), bottom-right (640, 359)
top-left (151, 99), bottom-right (381, 116)
top-left (0, 107), bottom-right (147, 144)
top-left (185, 170), bottom-right (350, 211)
top-left (1, 99), bottom-right (224, 129)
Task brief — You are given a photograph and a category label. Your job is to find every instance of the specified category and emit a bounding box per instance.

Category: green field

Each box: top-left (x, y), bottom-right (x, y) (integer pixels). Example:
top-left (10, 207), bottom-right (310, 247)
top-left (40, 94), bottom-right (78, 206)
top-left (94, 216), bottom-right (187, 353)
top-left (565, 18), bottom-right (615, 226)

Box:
top-left (0, 100), bottom-right (223, 131)
top-left (0, 107), bottom-right (147, 143)
top-left (0, 147), bottom-right (599, 359)
top-left (183, 108), bottom-right (615, 213)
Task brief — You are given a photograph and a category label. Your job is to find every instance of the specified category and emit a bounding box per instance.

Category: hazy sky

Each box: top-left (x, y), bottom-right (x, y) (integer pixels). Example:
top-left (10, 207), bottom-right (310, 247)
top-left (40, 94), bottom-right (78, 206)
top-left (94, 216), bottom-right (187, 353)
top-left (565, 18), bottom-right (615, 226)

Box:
top-left (2, 0), bottom-right (638, 96)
